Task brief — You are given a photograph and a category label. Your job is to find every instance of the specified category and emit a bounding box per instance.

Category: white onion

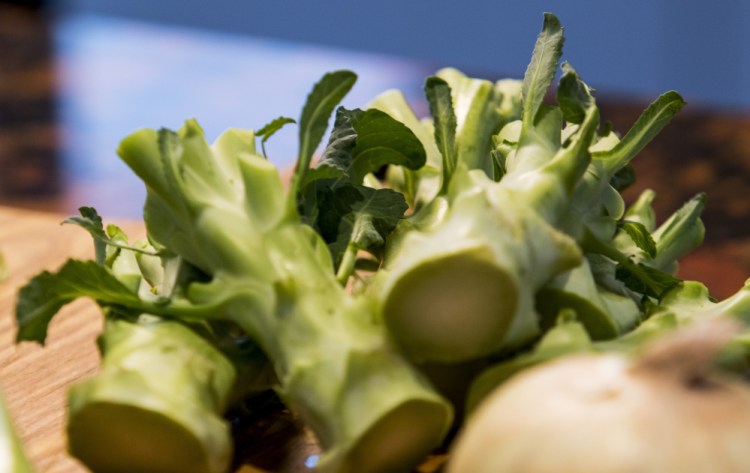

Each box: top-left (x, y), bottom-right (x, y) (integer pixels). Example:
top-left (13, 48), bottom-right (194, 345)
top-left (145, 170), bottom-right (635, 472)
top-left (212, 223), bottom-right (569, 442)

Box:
top-left (447, 320), bottom-right (750, 473)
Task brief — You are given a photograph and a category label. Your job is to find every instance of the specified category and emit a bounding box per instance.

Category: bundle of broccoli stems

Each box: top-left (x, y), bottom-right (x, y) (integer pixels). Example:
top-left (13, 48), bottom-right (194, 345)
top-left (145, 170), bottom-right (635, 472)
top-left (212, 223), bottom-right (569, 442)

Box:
top-left (13, 13), bottom-right (750, 473)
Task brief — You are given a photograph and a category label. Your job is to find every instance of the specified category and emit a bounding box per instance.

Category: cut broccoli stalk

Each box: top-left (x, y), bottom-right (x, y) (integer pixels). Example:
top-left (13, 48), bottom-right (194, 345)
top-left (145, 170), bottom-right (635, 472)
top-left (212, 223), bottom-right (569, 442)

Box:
top-left (378, 176), bottom-right (584, 362)
top-left (376, 16), bottom-right (599, 363)
top-left (67, 318), bottom-right (240, 473)
top-left (26, 231), bottom-right (274, 473)
top-left (0, 390), bottom-right (35, 473)
top-left (16, 210), bottom-right (276, 473)
top-left (116, 119), bottom-right (453, 473)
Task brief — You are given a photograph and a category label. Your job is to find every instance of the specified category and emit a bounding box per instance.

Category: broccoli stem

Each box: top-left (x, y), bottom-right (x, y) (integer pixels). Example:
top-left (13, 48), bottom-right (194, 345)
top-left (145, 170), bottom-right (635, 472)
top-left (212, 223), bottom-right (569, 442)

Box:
top-left (117, 124), bottom-right (454, 473)
top-left (377, 181), bottom-right (582, 363)
top-left (67, 318), bottom-right (249, 473)
top-left (197, 223), bottom-right (453, 473)
top-left (375, 30), bottom-right (598, 364)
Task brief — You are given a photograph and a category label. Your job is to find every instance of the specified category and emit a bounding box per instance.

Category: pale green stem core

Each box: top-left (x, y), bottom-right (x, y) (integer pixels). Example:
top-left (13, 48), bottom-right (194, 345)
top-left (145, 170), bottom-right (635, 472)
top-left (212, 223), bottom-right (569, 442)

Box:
top-left (67, 319), bottom-right (236, 473)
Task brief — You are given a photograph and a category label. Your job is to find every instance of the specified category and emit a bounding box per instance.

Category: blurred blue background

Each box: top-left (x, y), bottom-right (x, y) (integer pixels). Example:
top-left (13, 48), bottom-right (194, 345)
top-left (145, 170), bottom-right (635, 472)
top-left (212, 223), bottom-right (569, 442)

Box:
top-left (2, 0), bottom-right (749, 293)
top-left (56, 0), bottom-right (750, 110)
top-left (6, 0), bottom-right (748, 217)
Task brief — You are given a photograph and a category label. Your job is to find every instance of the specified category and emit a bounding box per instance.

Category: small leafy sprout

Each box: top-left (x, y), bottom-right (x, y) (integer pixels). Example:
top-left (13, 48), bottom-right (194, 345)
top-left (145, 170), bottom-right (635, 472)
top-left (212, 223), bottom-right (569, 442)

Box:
top-left (256, 116), bottom-right (296, 158)
top-left (63, 207), bottom-right (159, 265)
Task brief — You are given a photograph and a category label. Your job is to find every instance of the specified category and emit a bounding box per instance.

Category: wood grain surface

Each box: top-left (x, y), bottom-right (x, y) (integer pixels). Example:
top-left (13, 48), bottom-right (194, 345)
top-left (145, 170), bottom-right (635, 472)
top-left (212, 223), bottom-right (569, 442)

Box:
top-left (0, 206), bottom-right (144, 473)
top-left (0, 207), bottom-right (445, 473)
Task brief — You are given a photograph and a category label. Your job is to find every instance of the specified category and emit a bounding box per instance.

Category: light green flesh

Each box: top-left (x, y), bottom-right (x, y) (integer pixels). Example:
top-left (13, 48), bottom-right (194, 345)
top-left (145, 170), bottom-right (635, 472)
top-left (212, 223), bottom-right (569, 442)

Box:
top-left (340, 400), bottom-right (449, 473)
top-left (384, 252), bottom-right (518, 362)
top-left (68, 403), bottom-right (216, 473)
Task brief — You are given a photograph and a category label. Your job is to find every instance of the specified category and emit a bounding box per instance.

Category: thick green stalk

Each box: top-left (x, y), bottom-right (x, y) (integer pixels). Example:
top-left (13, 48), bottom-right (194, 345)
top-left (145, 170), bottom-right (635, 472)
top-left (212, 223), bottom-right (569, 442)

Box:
top-left (181, 217), bottom-right (453, 473)
top-left (377, 87), bottom-right (595, 363)
top-left (374, 14), bottom-right (593, 364)
top-left (67, 318), bottom-right (241, 473)
top-left (270, 227), bottom-right (451, 471)
top-left (377, 170), bottom-right (583, 363)
top-left (118, 124), bottom-right (453, 473)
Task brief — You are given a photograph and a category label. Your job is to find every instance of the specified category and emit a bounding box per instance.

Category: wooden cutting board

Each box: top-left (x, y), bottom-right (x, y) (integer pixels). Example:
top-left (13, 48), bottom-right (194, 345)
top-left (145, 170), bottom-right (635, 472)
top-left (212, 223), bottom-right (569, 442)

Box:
top-left (0, 206), bottom-right (330, 473)
top-left (0, 206), bottom-right (460, 473)
top-left (0, 206), bottom-right (146, 473)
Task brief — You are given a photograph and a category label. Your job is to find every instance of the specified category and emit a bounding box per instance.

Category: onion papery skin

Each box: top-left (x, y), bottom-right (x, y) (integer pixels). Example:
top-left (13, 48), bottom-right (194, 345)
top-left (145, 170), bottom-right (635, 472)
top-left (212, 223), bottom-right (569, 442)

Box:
top-left (447, 353), bottom-right (750, 473)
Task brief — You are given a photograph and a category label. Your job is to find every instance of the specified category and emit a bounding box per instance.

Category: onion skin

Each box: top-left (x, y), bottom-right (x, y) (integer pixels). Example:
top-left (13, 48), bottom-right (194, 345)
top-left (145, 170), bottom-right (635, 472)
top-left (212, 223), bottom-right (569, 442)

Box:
top-left (447, 351), bottom-right (750, 473)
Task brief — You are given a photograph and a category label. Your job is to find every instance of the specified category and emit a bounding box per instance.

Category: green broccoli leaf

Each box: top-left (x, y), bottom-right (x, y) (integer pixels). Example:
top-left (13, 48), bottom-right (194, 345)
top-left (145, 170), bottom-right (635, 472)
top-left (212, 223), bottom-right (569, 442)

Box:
top-left (424, 76), bottom-right (458, 192)
top-left (302, 108), bottom-right (359, 187)
top-left (15, 260), bottom-right (146, 343)
top-left (615, 261), bottom-right (682, 300)
top-left (64, 206), bottom-right (108, 265)
top-left (315, 184), bottom-right (408, 281)
top-left (584, 227), bottom-right (681, 301)
top-left (289, 70), bottom-right (357, 202)
top-left (298, 106), bottom-right (424, 281)
top-left (618, 220), bottom-right (657, 258)
top-left (557, 62), bottom-right (595, 125)
top-left (303, 106), bottom-right (426, 188)
top-left (521, 12), bottom-right (564, 129)
top-left (63, 207), bottom-right (158, 262)
top-left (345, 108), bottom-right (426, 182)
top-left (594, 91), bottom-right (685, 175)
